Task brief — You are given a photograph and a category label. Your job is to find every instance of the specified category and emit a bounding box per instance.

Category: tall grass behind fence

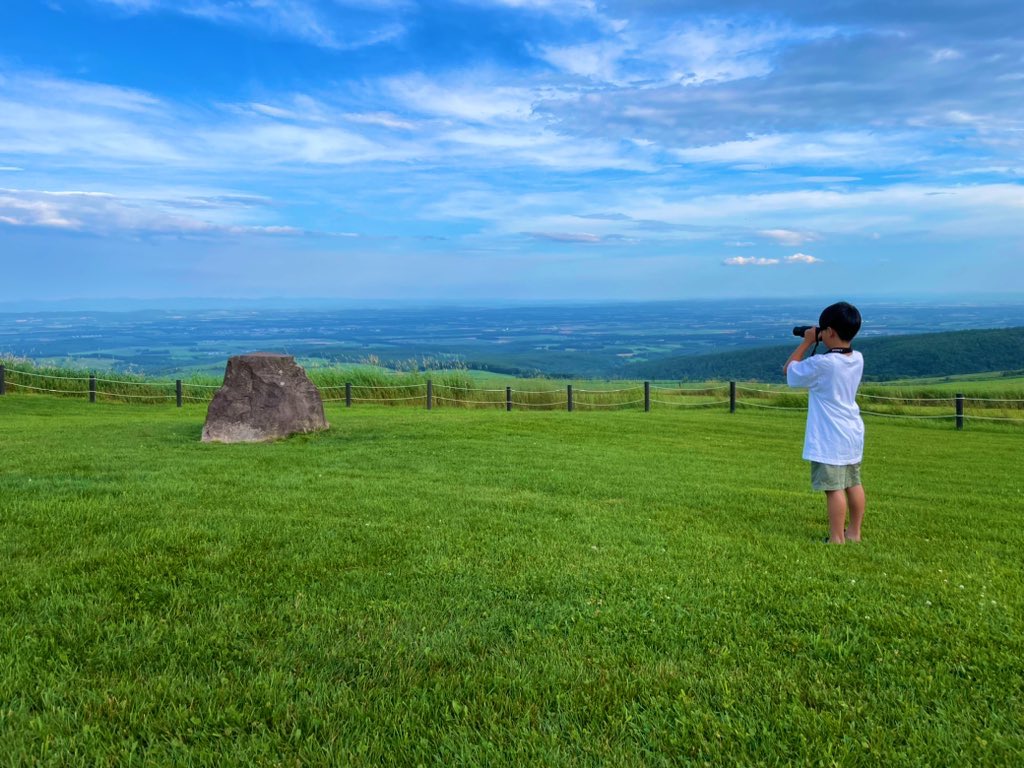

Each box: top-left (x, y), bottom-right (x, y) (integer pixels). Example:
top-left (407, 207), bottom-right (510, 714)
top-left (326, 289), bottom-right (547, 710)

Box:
top-left (2, 358), bottom-right (1022, 426)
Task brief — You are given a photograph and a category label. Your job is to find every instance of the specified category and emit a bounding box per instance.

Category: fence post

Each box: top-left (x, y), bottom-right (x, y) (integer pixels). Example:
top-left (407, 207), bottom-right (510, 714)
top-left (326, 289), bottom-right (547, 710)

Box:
top-left (730, 381), bottom-right (736, 413)
top-left (644, 381), bottom-right (650, 412)
top-left (427, 380), bottom-right (433, 410)
top-left (0, 363), bottom-right (5, 396)
top-left (567, 384), bottom-right (574, 412)
top-left (89, 374), bottom-right (96, 403)
top-left (176, 379), bottom-right (182, 408)
top-left (506, 386), bottom-right (512, 412)
top-left (956, 393), bottom-right (964, 430)
top-left (345, 382), bottom-right (352, 408)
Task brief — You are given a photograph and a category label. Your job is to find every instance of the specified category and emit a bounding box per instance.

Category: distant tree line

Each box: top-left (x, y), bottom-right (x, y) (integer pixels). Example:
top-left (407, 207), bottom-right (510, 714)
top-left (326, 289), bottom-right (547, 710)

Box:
top-left (629, 327), bottom-right (1024, 382)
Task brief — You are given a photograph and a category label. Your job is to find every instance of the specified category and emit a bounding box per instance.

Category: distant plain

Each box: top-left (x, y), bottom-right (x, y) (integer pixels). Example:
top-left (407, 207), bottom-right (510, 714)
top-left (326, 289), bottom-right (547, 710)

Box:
top-left (4, 298), bottom-right (1024, 378)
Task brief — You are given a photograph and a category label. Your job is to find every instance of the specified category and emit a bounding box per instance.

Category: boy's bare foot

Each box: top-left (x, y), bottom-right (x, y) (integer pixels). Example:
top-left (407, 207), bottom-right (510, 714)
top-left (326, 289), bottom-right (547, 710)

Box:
top-left (844, 530), bottom-right (861, 543)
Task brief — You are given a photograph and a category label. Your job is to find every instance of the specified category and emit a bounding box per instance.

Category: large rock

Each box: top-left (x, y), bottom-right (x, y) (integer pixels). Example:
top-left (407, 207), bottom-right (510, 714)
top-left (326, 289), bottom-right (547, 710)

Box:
top-left (201, 353), bottom-right (329, 443)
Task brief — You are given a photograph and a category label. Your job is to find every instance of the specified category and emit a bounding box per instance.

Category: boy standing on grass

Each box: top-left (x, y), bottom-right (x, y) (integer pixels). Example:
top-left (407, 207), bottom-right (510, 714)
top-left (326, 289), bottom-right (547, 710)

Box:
top-left (784, 302), bottom-right (866, 545)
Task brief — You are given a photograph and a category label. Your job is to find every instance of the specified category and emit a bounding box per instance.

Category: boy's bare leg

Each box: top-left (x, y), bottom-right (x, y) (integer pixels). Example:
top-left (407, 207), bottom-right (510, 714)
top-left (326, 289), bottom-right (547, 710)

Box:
top-left (825, 491), bottom-right (846, 544)
top-left (844, 485), bottom-right (865, 542)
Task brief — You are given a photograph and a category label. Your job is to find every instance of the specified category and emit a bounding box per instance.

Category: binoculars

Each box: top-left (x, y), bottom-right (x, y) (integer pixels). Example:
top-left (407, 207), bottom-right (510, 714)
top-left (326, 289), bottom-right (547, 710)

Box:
top-left (792, 325), bottom-right (820, 338)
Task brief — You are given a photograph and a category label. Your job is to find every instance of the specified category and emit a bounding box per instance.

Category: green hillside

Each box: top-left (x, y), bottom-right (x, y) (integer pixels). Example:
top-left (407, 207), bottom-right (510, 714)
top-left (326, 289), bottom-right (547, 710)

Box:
top-left (1, 396), bottom-right (1022, 765)
top-left (632, 326), bottom-right (1024, 382)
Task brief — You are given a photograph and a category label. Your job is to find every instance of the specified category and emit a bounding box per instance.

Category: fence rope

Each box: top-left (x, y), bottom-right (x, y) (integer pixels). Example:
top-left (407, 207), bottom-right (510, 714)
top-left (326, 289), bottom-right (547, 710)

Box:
top-left (96, 390), bottom-right (176, 400)
top-left (650, 383), bottom-right (731, 392)
top-left (858, 392), bottom-right (956, 403)
top-left (434, 395), bottom-right (505, 406)
top-left (860, 410), bottom-right (955, 420)
top-left (348, 383), bottom-right (427, 391)
top-left (575, 386), bottom-right (644, 395)
top-left (963, 396), bottom-right (1024, 404)
top-left (651, 399), bottom-right (731, 407)
top-left (350, 394), bottom-right (426, 402)
top-left (318, 382), bottom-right (427, 391)
top-left (91, 376), bottom-right (172, 387)
top-left (510, 400), bottom-right (568, 408)
top-left (575, 399), bottom-right (646, 408)
top-left (7, 369), bottom-right (92, 381)
top-left (432, 384), bottom-right (508, 393)
top-left (6, 381), bottom-right (86, 394)
top-left (737, 401), bottom-right (806, 412)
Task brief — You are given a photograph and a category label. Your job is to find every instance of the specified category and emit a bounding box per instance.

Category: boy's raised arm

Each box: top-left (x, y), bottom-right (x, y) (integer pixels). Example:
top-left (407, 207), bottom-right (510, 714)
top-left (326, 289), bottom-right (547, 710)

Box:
top-left (783, 326), bottom-right (819, 376)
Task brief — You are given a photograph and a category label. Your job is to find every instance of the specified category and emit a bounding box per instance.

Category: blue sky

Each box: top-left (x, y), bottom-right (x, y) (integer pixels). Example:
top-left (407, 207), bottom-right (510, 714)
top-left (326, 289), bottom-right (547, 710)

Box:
top-left (1, 0), bottom-right (1023, 303)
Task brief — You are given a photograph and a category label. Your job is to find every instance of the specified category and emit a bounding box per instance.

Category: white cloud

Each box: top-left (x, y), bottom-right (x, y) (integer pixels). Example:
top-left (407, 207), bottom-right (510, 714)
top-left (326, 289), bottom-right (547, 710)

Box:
top-left (463, 0), bottom-right (596, 13)
top-left (0, 74), bottom-right (184, 164)
top-left (537, 17), bottom-right (840, 88)
top-left (442, 126), bottom-right (650, 171)
top-left (723, 256), bottom-right (779, 266)
top-left (96, 0), bottom-right (407, 49)
top-left (344, 111), bottom-right (417, 130)
top-left (786, 252), bottom-right (821, 264)
top-left (759, 229), bottom-right (817, 246)
top-left (384, 74), bottom-right (537, 123)
top-left (672, 131), bottom-right (920, 168)
top-left (422, 179), bottom-right (1024, 253)
top-left (0, 192), bottom-right (79, 228)
top-left (931, 48), bottom-right (964, 63)
top-left (249, 102), bottom-right (303, 120)
top-left (613, 183), bottom-right (1024, 242)
top-left (200, 122), bottom-right (399, 165)
top-left (801, 176), bottom-right (861, 183)
top-left (0, 187), bottom-right (293, 236)
top-left (536, 40), bottom-right (626, 82)
top-left (525, 231), bottom-right (602, 243)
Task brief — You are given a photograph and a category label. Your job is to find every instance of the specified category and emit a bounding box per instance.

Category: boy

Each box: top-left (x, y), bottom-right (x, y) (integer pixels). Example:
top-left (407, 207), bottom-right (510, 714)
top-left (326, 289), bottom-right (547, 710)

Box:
top-left (783, 301), bottom-right (866, 545)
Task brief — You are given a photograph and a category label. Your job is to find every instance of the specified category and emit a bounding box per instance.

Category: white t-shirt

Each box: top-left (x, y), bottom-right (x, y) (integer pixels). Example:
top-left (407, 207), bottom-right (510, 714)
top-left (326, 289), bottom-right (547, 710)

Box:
top-left (786, 351), bottom-right (864, 465)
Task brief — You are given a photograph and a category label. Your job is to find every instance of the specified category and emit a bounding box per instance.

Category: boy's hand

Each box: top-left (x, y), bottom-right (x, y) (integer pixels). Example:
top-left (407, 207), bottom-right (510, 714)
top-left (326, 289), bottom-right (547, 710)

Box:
top-left (803, 326), bottom-right (819, 343)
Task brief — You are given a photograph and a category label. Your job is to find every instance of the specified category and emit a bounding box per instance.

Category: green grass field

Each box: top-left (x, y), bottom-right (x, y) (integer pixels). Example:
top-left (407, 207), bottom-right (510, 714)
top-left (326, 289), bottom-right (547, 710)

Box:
top-left (1, 396), bottom-right (1022, 766)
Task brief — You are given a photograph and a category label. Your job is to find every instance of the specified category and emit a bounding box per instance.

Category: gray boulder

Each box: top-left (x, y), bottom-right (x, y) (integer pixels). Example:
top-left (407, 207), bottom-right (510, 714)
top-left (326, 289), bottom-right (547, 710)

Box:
top-left (201, 353), bottom-right (329, 443)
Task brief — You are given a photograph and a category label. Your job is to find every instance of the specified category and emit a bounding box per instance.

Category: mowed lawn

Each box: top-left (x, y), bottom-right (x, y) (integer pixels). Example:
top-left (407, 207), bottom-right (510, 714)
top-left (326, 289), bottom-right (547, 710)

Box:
top-left (0, 396), bottom-right (1021, 766)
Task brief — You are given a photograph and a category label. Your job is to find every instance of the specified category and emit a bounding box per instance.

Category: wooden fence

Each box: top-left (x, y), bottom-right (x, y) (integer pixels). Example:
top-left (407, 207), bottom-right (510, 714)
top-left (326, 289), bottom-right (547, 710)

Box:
top-left (4, 363), bottom-right (1023, 429)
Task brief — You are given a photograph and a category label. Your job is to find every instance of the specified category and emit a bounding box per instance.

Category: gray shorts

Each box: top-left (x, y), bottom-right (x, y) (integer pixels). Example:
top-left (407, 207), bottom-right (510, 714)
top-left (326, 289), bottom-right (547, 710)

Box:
top-left (811, 462), bottom-right (862, 492)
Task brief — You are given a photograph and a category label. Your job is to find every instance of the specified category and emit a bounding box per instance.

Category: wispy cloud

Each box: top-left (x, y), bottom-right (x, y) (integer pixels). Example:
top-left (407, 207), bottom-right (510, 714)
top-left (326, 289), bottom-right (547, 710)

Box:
top-left (537, 16), bottom-right (840, 88)
top-left (0, 186), bottom-right (297, 236)
top-left (930, 48), bottom-right (963, 63)
top-left (724, 252), bottom-right (820, 267)
top-left (95, 0), bottom-right (407, 50)
top-left (0, 73), bottom-right (183, 164)
top-left (672, 131), bottom-right (923, 169)
top-left (525, 231), bottom-right (602, 243)
top-left (465, 0), bottom-right (596, 14)
top-left (724, 256), bottom-right (779, 266)
top-left (383, 73), bottom-right (538, 123)
top-left (760, 229), bottom-right (818, 246)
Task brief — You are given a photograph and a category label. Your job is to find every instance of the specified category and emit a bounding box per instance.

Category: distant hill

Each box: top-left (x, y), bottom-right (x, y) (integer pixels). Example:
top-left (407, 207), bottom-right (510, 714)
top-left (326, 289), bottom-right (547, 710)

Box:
top-left (630, 327), bottom-right (1024, 382)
